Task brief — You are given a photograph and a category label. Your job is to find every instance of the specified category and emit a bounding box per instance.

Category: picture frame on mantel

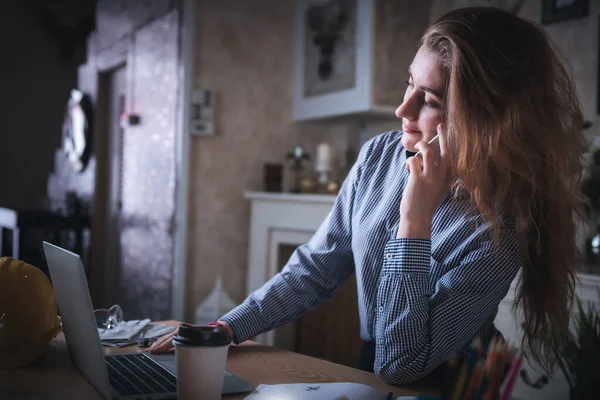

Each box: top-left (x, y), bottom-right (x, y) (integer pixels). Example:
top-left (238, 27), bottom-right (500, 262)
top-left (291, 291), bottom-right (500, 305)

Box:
top-left (293, 0), bottom-right (425, 122)
top-left (541, 0), bottom-right (589, 25)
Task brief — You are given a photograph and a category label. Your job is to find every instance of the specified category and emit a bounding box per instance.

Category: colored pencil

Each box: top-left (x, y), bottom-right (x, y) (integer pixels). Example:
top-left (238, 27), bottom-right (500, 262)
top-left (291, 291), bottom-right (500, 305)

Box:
top-left (499, 351), bottom-right (523, 400)
top-left (463, 361), bottom-right (485, 400)
top-left (445, 338), bottom-right (522, 400)
top-left (474, 373), bottom-right (490, 400)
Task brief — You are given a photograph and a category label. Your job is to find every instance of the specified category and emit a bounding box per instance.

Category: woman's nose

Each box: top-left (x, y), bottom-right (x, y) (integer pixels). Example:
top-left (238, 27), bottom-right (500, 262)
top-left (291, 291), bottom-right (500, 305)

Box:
top-left (395, 93), bottom-right (419, 120)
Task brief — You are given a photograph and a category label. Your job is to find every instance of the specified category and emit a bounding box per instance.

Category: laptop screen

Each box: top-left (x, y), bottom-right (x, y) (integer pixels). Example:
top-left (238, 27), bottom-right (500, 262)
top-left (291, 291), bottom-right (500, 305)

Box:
top-left (43, 242), bottom-right (112, 400)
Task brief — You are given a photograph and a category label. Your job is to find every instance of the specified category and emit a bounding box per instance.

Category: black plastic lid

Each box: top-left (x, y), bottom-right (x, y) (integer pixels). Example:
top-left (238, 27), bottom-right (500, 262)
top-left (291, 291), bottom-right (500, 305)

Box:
top-left (172, 323), bottom-right (232, 347)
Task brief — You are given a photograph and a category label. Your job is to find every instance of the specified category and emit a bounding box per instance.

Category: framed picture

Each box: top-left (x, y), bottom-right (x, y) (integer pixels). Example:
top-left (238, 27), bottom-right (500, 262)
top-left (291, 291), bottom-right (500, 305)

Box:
top-left (542, 0), bottom-right (589, 25)
top-left (292, 0), bottom-right (403, 122)
top-left (303, 0), bottom-right (357, 98)
top-left (293, 0), bottom-right (370, 122)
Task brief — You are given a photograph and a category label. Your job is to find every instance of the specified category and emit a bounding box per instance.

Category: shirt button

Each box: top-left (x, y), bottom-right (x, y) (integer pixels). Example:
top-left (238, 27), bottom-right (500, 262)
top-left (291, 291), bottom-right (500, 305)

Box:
top-left (385, 253), bottom-right (393, 261)
top-left (379, 306), bottom-right (384, 313)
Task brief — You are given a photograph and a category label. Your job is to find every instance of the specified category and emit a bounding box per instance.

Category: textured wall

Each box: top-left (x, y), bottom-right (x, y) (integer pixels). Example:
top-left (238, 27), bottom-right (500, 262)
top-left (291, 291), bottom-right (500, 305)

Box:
top-left (79, 0), bottom-right (180, 319)
top-left (94, 0), bottom-right (178, 51)
top-left (372, 0), bottom-right (431, 107)
top-left (116, 8), bottom-right (179, 321)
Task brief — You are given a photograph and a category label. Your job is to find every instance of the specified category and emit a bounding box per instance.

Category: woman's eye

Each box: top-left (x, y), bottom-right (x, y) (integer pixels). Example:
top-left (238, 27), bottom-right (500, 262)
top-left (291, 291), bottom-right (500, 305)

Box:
top-left (425, 99), bottom-right (440, 109)
top-left (404, 80), bottom-right (413, 87)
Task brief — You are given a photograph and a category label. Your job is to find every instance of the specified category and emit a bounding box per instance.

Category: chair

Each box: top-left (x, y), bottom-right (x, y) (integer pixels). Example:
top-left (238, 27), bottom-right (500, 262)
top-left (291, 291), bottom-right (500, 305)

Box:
top-left (0, 207), bottom-right (19, 259)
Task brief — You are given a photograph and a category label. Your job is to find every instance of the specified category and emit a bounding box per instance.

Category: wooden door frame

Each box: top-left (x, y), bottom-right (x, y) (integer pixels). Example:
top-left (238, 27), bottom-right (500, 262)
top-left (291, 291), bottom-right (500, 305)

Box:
top-left (90, 37), bottom-right (132, 309)
top-left (171, 0), bottom-right (196, 321)
top-left (103, 64), bottom-right (126, 308)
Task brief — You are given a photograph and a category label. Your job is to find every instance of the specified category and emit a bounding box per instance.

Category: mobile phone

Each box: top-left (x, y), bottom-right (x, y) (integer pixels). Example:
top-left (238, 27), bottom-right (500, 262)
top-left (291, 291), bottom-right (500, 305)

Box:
top-left (414, 134), bottom-right (440, 158)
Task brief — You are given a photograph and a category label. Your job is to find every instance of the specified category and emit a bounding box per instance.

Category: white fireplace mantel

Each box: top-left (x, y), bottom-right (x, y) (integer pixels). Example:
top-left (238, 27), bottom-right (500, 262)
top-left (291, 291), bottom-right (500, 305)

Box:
top-left (244, 191), bottom-right (336, 296)
top-left (244, 191), bottom-right (337, 204)
top-left (244, 191), bottom-right (336, 345)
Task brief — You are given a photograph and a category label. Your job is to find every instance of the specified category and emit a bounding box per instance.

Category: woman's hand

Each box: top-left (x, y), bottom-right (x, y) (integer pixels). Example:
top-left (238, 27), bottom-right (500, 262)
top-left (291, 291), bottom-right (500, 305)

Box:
top-left (145, 320), bottom-right (235, 354)
top-left (397, 123), bottom-right (452, 239)
top-left (146, 327), bottom-right (178, 354)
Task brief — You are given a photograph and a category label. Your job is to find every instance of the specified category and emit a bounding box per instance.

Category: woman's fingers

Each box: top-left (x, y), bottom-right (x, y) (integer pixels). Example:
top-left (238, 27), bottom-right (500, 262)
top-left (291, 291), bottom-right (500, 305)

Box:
top-left (436, 123), bottom-right (453, 186)
top-left (148, 337), bottom-right (173, 353)
top-left (146, 329), bottom-right (178, 353)
top-left (437, 123), bottom-right (446, 158)
top-left (413, 140), bottom-right (439, 176)
top-left (406, 152), bottom-right (423, 172)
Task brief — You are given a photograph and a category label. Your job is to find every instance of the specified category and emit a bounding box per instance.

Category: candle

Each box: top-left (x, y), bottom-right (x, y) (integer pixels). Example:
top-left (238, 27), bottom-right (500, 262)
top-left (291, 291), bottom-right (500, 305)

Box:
top-left (315, 142), bottom-right (333, 173)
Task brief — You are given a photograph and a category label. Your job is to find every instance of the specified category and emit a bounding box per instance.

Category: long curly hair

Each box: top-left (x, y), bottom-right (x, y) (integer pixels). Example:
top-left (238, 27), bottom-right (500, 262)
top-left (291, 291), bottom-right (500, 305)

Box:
top-left (422, 7), bottom-right (583, 370)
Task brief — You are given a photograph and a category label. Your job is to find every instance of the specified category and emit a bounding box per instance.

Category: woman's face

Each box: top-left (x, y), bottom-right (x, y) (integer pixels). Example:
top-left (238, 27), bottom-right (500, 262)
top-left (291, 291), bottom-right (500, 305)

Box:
top-left (396, 45), bottom-right (446, 152)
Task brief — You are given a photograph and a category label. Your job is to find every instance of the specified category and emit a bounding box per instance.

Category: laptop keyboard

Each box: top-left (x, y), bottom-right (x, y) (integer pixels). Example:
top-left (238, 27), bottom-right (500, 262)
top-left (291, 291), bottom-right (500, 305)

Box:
top-left (105, 353), bottom-right (177, 396)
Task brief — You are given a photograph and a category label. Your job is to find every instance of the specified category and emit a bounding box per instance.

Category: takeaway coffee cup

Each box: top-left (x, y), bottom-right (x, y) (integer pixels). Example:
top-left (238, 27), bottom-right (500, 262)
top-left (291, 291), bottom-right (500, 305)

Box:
top-left (172, 323), bottom-right (232, 400)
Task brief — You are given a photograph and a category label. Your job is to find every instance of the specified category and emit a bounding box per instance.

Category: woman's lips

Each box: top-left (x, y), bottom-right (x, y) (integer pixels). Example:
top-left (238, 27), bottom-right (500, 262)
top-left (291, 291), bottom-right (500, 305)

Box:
top-left (403, 125), bottom-right (421, 134)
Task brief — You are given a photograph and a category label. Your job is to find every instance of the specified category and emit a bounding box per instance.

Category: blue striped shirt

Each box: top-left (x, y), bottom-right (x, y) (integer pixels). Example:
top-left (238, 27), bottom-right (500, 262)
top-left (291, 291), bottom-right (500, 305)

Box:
top-left (221, 131), bottom-right (521, 384)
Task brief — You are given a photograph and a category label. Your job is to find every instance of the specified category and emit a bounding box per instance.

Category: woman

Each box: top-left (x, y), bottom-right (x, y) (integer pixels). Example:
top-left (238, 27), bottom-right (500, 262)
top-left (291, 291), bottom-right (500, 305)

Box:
top-left (150, 6), bottom-right (582, 390)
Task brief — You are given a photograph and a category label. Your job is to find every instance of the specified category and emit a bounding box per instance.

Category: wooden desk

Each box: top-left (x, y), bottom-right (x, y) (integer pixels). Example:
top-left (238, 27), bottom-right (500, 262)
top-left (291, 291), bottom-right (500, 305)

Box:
top-left (0, 325), bottom-right (421, 399)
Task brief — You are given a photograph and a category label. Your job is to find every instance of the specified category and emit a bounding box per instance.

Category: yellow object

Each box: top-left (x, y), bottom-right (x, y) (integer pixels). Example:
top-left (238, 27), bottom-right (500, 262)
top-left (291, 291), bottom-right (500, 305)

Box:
top-left (326, 181), bottom-right (340, 195)
top-left (299, 176), bottom-right (317, 193)
top-left (0, 257), bottom-right (62, 369)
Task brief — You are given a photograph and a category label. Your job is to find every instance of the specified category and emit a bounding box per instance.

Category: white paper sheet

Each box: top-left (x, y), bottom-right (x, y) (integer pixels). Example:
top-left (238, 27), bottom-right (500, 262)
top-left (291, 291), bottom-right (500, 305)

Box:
top-left (244, 382), bottom-right (421, 400)
top-left (98, 321), bottom-right (176, 347)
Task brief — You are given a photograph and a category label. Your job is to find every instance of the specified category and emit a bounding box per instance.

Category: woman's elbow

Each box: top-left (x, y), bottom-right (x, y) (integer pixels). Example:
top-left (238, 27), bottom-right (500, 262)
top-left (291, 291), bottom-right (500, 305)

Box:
top-left (375, 363), bottom-right (420, 386)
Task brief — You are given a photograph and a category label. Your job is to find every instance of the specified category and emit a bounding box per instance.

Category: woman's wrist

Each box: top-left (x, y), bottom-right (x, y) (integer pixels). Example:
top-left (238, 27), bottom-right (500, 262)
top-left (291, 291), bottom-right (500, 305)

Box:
top-left (215, 320), bottom-right (234, 339)
top-left (396, 217), bottom-right (432, 239)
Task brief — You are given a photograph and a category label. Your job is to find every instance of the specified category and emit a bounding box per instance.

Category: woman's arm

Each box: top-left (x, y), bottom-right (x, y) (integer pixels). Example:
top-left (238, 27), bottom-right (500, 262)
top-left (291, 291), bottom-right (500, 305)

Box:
top-left (147, 137), bottom-right (378, 354)
top-left (219, 138), bottom-right (377, 344)
top-left (372, 126), bottom-right (520, 384)
top-left (374, 231), bottom-right (521, 384)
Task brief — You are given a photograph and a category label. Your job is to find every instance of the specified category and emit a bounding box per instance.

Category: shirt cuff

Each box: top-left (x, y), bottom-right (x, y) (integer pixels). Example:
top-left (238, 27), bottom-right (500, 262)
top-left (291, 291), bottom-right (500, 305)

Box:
top-left (382, 238), bottom-right (431, 274)
top-left (219, 301), bottom-right (265, 344)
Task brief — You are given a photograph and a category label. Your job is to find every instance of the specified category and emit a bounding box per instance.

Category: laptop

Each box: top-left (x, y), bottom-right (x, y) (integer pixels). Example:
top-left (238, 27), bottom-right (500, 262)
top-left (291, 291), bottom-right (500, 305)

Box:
top-left (43, 241), bottom-right (254, 400)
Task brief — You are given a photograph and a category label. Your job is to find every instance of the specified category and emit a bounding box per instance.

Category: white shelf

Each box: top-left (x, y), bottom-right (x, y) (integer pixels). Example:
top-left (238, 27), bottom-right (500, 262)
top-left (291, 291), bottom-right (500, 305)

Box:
top-left (244, 191), bottom-right (336, 204)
